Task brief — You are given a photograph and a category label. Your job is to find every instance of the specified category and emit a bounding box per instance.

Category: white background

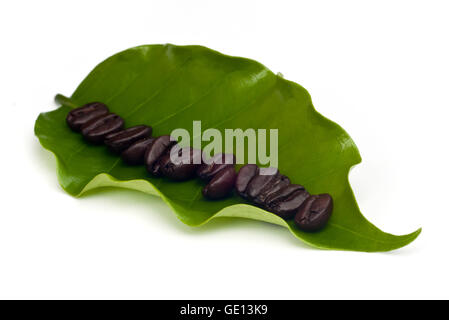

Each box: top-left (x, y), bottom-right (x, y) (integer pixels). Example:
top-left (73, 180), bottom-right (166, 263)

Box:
top-left (0, 0), bottom-right (448, 299)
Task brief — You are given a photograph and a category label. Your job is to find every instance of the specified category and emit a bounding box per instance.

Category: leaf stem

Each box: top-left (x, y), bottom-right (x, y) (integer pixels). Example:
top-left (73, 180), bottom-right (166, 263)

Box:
top-left (55, 94), bottom-right (78, 109)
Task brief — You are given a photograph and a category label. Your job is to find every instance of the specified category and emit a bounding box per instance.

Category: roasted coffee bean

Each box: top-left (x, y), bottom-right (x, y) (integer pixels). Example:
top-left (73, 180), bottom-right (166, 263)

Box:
top-left (246, 168), bottom-right (279, 200)
top-left (265, 184), bottom-right (305, 206)
top-left (268, 189), bottom-right (310, 219)
top-left (104, 125), bottom-right (152, 153)
top-left (121, 137), bottom-right (155, 165)
top-left (66, 102), bottom-right (109, 131)
top-left (197, 153), bottom-right (236, 181)
top-left (254, 174), bottom-right (290, 205)
top-left (80, 113), bottom-right (124, 144)
top-left (235, 164), bottom-right (259, 197)
top-left (294, 193), bottom-right (333, 231)
top-left (202, 166), bottom-right (237, 200)
top-left (159, 147), bottom-right (203, 181)
top-left (144, 135), bottom-right (177, 176)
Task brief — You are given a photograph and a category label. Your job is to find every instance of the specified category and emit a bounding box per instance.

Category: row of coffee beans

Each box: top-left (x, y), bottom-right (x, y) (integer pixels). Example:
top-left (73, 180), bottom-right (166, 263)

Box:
top-left (66, 102), bottom-right (332, 231)
top-left (236, 165), bottom-right (333, 231)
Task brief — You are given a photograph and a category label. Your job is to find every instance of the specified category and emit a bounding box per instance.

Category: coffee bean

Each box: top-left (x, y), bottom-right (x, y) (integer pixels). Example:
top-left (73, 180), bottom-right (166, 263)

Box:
top-left (235, 164), bottom-right (259, 197)
top-left (254, 174), bottom-right (290, 205)
top-left (66, 102), bottom-right (109, 131)
top-left (265, 184), bottom-right (305, 206)
top-left (104, 125), bottom-right (152, 153)
top-left (246, 168), bottom-right (279, 200)
top-left (202, 166), bottom-right (237, 199)
top-left (80, 113), bottom-right (124, 143)
top-left (121, 137), bottom-right (155, 165)
top-left (144, 135), bottom-right (177, 176)
top-left (269, 189), bottom-right (310, 219)
top-left (197, 153), bottom-right (236, 181)
top-left (294, 193), bottom-right (333, 231)
top-left (159, 147), bottom-right (203, 181)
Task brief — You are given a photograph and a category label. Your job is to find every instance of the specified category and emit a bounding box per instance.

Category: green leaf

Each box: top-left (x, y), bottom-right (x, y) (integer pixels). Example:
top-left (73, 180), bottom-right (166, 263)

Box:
top-left (34, 44), bottom-right (421, 252)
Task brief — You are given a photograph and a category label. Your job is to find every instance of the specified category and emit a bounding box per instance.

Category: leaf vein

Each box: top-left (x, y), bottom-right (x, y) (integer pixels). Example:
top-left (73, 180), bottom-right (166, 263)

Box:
top-left (123, 56), bottom-right (194, 118)
top-left (151, 70), bottom-right (238, 127)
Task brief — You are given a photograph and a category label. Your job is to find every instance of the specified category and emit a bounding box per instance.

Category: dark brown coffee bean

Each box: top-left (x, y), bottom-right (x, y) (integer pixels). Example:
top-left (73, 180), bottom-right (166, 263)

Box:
top-left (197, 153), bottom-right (236, 181)
top-left (66, 102), bottom-right (109, 131)
top-left (202, 166), bottom-right (237, 200)
top-left (265, 184), bottom-right (305, 206)
top-left (269, 189), bottom-right (310, 220)
top-left (294, 193), bottom-right (333, 231)
top-left (104, 125), bottom-right (152, 153)
top-left (235, 164), bottom-right (259, 198)
top-left (159, 147), bottom-right (203, 181)
top-left (144, 135), bottom-right (177, 176)
top-left (80, 113), bottom-right (124, 144)
top-left (121, 137), bottom-right (155, 165)
top-left (254, 175), bottom-right (290, 205)
top-left (246, 168), bottom-right (279, 200)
